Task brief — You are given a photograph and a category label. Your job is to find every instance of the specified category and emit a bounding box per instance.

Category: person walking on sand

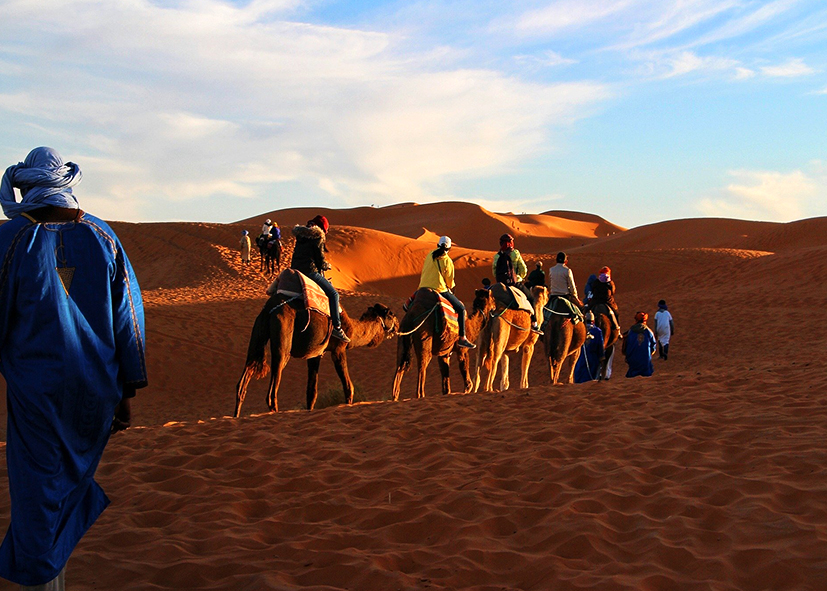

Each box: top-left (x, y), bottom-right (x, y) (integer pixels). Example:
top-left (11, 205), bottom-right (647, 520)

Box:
top-left (492, 234), bottom-right (542, 333)
top-left (574, 312), bottom-right (605, 383)
top-left (654, 299), bottom-right (675, 360)
top-left (622, 312), bottom-right (657, 378)
top-left (419, 236), bottom-right (475, 348)
top-left (0, 147), bottom-right (147, 590)
top-left (240, 229), bottom-right (251, 265)
top-left (291, 215), bottom-right (350, 343)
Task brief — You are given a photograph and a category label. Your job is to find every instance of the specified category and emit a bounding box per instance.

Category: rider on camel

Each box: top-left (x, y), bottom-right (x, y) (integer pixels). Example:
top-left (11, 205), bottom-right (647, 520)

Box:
top-left (290, 215), bottom-right (350, 343)
top-left (418, 236), bottom-right (476, 349)
top-left (589, 265), bottom-right (620, 331)
top-left (548, 251), bottom-right (583, 315)
top-left (492, 233), bottom-right (542, 334)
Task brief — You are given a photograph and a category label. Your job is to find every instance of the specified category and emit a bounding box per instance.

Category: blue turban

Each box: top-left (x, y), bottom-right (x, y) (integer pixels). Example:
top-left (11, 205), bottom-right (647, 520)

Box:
top-left (0, 147), bottom-right (81, 219)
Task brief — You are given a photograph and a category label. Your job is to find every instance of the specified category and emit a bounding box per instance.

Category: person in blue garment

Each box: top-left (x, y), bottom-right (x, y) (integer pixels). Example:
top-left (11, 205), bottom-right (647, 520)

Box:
top-left (574, 312), bottom-right (605, 383)
top-left (0, 147), bottom-right (147, 590)
top-left (621, 311), bottom-right (657, 378)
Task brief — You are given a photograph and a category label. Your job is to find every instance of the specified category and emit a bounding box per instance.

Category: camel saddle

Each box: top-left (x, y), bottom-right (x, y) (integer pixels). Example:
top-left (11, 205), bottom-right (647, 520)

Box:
top-left (405, 288), bottom-right (459, 341)
top-left (543, 295), bottom-right (583, 325)
top-left (267, 269), bottom-right (339, 318)
top-left (489, 282), bottom-right (534, 315)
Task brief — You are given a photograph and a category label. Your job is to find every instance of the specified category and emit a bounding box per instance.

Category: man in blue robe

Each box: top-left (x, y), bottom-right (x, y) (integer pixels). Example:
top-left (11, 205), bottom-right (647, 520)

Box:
top-left (622, 311), bottom-right (656, 378)
top-left (574, 312), bottom-right (604, 383)
top-left (0, 147), bottom-right (147, 588)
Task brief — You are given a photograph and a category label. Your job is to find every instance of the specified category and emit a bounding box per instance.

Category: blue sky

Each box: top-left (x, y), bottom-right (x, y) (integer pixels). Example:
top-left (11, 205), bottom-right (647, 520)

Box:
top-left (1, 0), bottom-right (825, 227)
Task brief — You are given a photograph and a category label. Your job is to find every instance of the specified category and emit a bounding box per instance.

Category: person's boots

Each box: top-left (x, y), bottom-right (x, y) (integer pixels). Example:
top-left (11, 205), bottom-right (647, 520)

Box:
top-left (457, 336), bottom-right (476, 349)
top-left (332, 325), bottom-right (351, 343)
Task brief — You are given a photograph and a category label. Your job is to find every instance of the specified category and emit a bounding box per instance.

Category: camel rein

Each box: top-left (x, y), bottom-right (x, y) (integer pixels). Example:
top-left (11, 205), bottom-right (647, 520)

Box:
top-left (489, 307), bottom-right (529, 331)
top-left (397, 304), bottom-right (439, 336)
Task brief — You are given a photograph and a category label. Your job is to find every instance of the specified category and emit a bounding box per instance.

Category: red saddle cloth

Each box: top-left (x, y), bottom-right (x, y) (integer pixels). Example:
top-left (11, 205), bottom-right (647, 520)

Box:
top-left (267, 269), bottom-right (333, 318)
top-left (404, 288), bottom-right (458, 339)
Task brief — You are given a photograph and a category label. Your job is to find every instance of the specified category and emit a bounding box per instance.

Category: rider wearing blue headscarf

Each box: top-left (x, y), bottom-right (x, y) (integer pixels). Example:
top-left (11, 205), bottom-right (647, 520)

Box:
top-left (0, 148), bottom-right (147, 587)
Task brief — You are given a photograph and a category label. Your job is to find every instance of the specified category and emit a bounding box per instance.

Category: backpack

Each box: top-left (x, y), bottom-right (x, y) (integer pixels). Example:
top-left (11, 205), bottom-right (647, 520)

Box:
top-left (495, 251), bottom-right (516, 285)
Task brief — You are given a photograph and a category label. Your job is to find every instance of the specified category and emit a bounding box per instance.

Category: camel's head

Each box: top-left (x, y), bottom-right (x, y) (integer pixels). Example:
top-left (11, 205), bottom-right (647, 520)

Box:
top-left (473, 288), bottom-right (493, 314)
top-left (363, 303), bottom-right (399, 338)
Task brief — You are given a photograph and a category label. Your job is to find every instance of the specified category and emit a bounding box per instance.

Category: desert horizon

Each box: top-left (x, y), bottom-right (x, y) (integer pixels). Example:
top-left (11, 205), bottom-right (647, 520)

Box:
top-left (2, 201), bottom-right (826, 590)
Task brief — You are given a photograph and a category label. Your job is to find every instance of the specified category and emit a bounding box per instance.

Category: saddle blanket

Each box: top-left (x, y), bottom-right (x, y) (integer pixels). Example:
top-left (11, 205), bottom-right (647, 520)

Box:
top-left (267, 269), bottom-right (338, 318)
top-left (437, 294), bottom-right (459, 334)
top-left (543, 295), bottom-right (583, 324)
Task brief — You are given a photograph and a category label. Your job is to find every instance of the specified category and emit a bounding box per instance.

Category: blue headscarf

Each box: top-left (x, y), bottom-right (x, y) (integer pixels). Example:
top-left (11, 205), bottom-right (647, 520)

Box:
top-left (0, 147), bottom-right (81, 218)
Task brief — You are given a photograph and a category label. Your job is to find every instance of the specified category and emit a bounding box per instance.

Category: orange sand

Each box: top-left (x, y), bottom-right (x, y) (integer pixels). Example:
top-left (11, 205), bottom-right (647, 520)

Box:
top-left (1, 204), bottom-right (826, 590)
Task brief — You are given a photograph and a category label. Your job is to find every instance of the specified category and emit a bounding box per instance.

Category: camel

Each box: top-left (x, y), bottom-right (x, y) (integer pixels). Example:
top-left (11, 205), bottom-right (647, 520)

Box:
top-left (257, 236), bottom-right (281, 274)
top-left (473, 284), bottom-right (548, 392)
top-left (234, 297), bottom-right (398, 417)
top-left (591, 304), bottom-right (621, 380)
top-left (542, 297), bottom-right (587, 385)
top-left (391, 289), bottom-right (487, 401)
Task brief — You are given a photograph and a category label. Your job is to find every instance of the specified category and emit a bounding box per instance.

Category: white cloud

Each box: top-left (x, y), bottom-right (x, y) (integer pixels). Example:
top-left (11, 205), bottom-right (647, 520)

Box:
top-left (514, 50), bottom-right (577, 68)
top-left (644, 50), bottom-right (741, 79)
top-left (0, 0), bottom-right (610, 221)
top-left (515, 0), bottom-right (635, 34)
top-left (760, 58), bottom-right (815, 77)
top-left (697, 167), bottom-right (825, 221)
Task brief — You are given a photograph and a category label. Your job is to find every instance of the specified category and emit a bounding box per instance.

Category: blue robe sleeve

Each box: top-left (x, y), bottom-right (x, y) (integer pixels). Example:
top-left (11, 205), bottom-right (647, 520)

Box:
top-left (111, 238), bottom-right (147, 390)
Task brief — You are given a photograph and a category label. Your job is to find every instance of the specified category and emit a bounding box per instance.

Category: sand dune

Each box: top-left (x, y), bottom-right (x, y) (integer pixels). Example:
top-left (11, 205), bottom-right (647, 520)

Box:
top-left (1, 209), bottom-right (827, 590)
top-left (240, 201), bottom-right (624, 252)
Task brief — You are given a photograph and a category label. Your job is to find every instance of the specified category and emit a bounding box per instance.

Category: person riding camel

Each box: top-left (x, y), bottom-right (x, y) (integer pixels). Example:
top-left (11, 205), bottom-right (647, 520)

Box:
top-left (492, 233), bottom-right (542, 334)
top-left (589, 265), bottom-right (620, 331)
top-left (548, 251), bottom-right (583, 305)
top-left (419, 236), bottom-right (475, 349)
top-left (261, 218), bottom-right (274, 238)
top-left (290, 215), bottom-right (350, 343)
top-left (526, 261), bottom-right (545, 289)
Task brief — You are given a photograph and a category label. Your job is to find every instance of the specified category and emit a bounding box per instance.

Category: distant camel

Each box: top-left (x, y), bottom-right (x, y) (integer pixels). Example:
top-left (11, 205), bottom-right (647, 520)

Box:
top-left (234, 297), bottom-right (398, 417)
top-left (591, 303), bottom-right (620, 380)
top-left (257, 236), bottom-right (281, 274)
top-left (391, 289), bottom-right (487, 401)
top-left (543, 297), bottom-right (587, 385)
top-left (474, 284), bottom-right (548, 392)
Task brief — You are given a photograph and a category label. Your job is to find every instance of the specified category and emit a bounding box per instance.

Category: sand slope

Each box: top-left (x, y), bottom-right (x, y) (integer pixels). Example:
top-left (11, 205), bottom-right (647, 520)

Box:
top-left (1, 211), bottom-right (827, 590)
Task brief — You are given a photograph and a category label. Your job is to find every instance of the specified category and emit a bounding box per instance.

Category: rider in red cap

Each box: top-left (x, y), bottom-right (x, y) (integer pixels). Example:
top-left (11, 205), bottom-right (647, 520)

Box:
top-left (290, 215), bottom-right (349, 342)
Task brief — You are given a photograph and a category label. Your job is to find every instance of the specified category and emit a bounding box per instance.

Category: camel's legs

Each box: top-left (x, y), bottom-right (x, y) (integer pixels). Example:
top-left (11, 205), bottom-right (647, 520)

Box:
top-left (437, 354), bottom-right (451, 395)
top-left (563, 349), bottom-right (580, 384)
top-left (306, 356), bottom-right (322, 410)
top-left (519, 344), bottom-right (535, 389)
top-left (599, 344), bottom-right (614, 381)
top-left (456, 349), bottom-right (473, 393)
top-left (234, 365), bottom-right (256, 417)
top-left (499, 353), bottom-right (510, 392)
top-left (417, 345), bottom-right (432, 399)
top-left (267, 329), bottom-right (291, 412)
top-left (331, 348), bottom-right (355, 405)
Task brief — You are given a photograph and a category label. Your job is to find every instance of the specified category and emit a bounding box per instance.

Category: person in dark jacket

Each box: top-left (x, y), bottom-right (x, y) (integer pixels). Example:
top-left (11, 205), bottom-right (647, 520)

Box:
top-left (526, 262), bottom-right (545, 289)
top-left (622, 312), bottom-right (656, 378)
top-left (574, 312), bottom-right (605, 383)
top-left (290, 215), bottom-right (349, 342)
top-left (589, 266), bottom-right (620, 331)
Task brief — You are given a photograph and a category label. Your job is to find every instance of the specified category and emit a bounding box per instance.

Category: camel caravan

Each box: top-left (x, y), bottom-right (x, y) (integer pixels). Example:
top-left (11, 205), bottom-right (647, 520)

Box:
top-left (234, 220), bottom-right (626, 416)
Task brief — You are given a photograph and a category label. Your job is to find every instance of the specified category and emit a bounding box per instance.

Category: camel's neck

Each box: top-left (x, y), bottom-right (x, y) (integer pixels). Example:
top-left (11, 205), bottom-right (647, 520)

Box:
top-left (465, 306), bottom-right (488, 341)
top-left (349, 316), bottom-right (388, 348)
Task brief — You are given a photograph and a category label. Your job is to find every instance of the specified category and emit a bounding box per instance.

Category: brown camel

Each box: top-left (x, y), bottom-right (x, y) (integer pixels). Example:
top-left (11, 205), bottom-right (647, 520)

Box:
top-left (591, 304), bottom-right (621, 380)
top-left (391, 289), bottom-right (486, 401)
top-left (234, 297), bottom-right (398, 417)
top-left (542, 297), bottom-right (587, 385)
top-left (473, 284), bottom-right (548, 392)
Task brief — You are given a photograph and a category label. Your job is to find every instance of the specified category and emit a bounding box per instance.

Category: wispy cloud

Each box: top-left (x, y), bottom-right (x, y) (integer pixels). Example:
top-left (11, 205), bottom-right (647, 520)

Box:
top-left (760, 58), bottom-right (815, 77)
top-left (514, 50), bottom-right (577, 69)
top-left (697, 165), bottom-right (825, 221)
top-left (0, 0), bottom-right (609, 221)
top-left (514, 0), bottom-right (634, 34)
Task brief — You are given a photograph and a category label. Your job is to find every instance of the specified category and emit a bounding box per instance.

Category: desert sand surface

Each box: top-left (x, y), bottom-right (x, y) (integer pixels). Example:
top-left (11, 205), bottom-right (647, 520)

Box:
top-left (1, 203), bottom-right (827, 590)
